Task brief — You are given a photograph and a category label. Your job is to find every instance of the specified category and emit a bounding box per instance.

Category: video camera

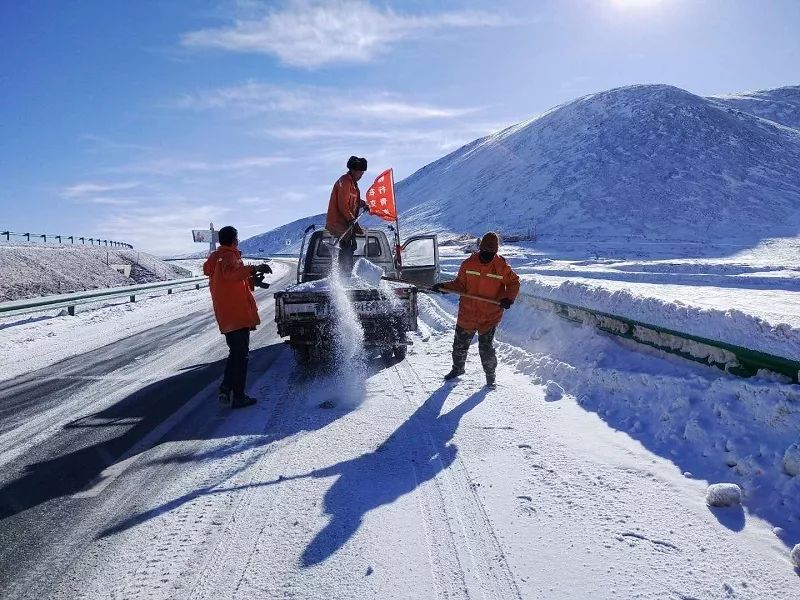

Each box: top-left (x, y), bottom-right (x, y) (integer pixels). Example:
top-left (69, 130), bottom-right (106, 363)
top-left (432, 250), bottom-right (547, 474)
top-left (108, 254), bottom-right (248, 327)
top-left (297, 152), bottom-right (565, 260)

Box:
top-left (251, 262), bottom-right (272, 289)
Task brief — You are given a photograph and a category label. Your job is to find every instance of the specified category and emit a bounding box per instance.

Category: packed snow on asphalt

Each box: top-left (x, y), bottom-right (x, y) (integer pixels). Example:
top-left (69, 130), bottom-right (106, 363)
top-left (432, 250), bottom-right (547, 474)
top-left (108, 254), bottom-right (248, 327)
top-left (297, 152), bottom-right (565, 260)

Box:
top-left (1, 256), bottom-right (799, 600)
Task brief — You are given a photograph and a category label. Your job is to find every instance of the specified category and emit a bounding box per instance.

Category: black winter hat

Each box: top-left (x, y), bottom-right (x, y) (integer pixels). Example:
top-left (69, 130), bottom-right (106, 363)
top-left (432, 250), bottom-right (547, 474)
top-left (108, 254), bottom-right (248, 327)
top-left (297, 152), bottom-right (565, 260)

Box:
top-left (347, 156), bottom-right (368, 171)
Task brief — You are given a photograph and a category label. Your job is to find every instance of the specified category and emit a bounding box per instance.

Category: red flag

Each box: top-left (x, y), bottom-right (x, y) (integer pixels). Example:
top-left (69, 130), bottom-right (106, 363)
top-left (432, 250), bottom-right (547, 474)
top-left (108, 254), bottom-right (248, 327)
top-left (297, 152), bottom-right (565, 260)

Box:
top-left (365, 168), bottom-right (397, 222)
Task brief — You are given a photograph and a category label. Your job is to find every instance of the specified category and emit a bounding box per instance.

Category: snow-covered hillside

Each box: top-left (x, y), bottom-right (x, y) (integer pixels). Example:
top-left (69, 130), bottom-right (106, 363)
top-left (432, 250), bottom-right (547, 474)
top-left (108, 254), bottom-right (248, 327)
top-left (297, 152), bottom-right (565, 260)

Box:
top-left (239, 214), bottom-right (325, 255)
top-left (397, 84), bottom-right (800, 244)
top-left (0, 243), bottom-right (192, 301)
top-left (244, 83), bottom-right (800, 254)
top-left (711, 85), bottom-right (800, 131)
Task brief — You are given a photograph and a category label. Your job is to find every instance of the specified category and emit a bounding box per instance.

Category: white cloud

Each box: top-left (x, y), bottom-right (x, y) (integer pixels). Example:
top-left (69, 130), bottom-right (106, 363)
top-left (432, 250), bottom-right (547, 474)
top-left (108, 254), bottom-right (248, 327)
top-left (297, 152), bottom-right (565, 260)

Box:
top-left (81, 197), bottom-right (140, 206)
top-left (178, 81), bottom-right (481, 124)
top-left (62, 181), bottom-right (141, 198)
top-left (121, 155), bottom-right (292, 175)
top-left (181, 0), bottom-right (509, 68)
top-left (176, 81), bottom-right (315, 114)
top-left (97, 203), bottom-right (234, 255)
top-left (347, 101), bottom-right (479, 120)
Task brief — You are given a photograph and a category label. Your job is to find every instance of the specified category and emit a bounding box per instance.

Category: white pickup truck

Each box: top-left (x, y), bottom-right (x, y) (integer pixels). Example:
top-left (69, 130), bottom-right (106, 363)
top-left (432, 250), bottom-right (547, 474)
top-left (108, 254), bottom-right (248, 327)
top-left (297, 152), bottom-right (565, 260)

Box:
top-left (274, 226), bottom-right (439, 364)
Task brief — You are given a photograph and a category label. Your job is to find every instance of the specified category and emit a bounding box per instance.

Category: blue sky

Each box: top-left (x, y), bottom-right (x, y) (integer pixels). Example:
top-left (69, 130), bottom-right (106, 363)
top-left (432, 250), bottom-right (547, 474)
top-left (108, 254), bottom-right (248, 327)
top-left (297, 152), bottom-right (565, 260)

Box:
top-left (1, 0), bottom-right (798, 254)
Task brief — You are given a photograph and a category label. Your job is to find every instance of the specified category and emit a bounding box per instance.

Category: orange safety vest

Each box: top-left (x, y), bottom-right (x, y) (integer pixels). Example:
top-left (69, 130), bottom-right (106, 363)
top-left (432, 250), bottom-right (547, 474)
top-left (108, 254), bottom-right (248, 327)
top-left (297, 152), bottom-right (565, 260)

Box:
top-left (442, 253), bottom-right (520, 333)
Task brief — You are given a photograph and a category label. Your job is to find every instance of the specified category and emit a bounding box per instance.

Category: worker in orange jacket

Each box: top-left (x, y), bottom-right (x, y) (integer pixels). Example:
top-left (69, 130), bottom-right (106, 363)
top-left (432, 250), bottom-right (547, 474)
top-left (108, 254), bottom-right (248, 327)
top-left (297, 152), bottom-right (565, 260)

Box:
top-left (203, 225), bottom-right (271, 408)
top-left (326, 155), bottom-right (369, 274)
top-left (432, 232), bottom-right (520, 387)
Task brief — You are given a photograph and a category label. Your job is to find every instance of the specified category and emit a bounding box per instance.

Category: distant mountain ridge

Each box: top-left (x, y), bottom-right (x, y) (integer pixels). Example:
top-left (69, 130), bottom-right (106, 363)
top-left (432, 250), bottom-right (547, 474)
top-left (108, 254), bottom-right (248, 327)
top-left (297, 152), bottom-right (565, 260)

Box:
top-left (710, 85), bottom-right (800, 131)
top-left (240, 83), bottom-right (800, 255)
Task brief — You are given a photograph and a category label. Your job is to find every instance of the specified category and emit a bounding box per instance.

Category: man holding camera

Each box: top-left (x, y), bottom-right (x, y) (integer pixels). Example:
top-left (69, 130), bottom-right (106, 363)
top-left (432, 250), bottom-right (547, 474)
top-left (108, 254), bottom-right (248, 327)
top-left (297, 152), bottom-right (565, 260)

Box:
top-left (203, 225), bottom-right (272, 408)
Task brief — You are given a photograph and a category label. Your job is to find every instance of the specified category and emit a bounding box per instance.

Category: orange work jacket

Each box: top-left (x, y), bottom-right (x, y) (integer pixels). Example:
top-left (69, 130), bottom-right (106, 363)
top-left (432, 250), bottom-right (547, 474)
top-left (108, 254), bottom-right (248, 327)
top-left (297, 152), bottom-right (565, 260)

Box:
top-left (203, 245), bottom-right (260, 334)
top-left (326, 173), bottom-right (363, 238)
top-left (441, 253), bottom-right (520, 334)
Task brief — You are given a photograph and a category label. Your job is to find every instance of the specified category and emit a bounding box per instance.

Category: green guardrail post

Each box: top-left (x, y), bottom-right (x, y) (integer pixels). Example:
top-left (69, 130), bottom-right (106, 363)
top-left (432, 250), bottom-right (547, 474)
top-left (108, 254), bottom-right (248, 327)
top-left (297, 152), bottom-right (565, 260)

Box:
top-left (130, 295), bottom-right (136, 303)
top-left (68, 305), bottom-right (75, 316)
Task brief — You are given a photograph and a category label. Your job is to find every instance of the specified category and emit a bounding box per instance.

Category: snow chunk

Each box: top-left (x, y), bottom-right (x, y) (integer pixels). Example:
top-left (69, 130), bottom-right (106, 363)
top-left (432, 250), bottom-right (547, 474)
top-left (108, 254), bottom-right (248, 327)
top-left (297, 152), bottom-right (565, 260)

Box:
top-left (791, 544), bottom-right (800, 568)
top-left (783, 442), bottom-right (800, 477)
top-left (352, 258), bottom-right (385, 287)
top-left (705, 483), bottom-right (742, 507)
top-left (544, 380), bottom-right (564, 401)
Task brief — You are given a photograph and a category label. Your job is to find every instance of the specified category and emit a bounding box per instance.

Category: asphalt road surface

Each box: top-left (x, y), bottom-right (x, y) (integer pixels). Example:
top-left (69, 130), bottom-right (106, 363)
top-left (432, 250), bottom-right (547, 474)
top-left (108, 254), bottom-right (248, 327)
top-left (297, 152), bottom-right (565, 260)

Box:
top-left (0, 268), bottom-right (293, 598)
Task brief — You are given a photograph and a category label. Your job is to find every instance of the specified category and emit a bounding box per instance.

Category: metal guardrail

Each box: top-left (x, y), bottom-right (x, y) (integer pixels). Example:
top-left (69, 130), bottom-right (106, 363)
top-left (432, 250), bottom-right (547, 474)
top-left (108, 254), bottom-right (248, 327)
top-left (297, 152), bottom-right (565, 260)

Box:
top-left (0, 277), bottom-right (208, 318)
top-left (1, 230), bottom-right (133, 249)
top-left (517, 293), bottom-right (800, 384)
top-left (438, 263), bottom-right (799, 383)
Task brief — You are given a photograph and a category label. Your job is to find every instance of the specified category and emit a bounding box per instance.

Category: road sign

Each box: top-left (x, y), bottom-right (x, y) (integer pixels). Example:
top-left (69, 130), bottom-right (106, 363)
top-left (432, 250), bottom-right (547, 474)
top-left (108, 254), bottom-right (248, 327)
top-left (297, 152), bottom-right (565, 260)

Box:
top-left (192, 229), bottom-right (219, 243)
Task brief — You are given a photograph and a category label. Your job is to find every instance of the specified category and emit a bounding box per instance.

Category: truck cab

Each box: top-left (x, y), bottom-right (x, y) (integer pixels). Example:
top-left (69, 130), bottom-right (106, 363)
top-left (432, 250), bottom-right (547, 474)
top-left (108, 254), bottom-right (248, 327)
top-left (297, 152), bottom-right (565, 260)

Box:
top-left (297, 228), bottom-right (440, 287)
top-left (275, 226), bottom-right (440, 364)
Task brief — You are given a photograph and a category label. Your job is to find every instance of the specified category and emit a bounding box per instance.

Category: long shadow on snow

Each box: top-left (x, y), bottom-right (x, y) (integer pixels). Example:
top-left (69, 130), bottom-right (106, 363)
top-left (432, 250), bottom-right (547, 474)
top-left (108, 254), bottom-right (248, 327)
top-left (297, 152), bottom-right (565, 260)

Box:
top-left (0, 341), bottom-right (290, 522)
top-left (278, 384), bottom-right (488, 567)
top-left (94, 356), bottom-right (399, 538)
top-left (97, 384), bottom-right (490, 563)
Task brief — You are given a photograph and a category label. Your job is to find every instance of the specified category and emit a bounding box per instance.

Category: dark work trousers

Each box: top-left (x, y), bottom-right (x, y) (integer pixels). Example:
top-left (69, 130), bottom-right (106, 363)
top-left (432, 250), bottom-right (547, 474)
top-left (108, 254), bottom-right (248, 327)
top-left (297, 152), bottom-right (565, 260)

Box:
top-left (338, 236), bottom-right (357, 276)
top-left (222, 328), bottom-right (251, 397)
top-left (452, 325), bottom-right (497, 376)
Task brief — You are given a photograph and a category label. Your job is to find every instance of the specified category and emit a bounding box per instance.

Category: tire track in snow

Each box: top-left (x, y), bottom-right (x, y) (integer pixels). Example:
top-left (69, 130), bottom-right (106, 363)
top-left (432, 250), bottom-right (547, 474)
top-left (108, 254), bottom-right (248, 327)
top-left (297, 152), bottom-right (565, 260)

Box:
top-left (391, 358), bottom-right (524, 600)
top-left (186, 368), bottom-right (325, 600)
top-left (57, 346), bottom-right (299, 600)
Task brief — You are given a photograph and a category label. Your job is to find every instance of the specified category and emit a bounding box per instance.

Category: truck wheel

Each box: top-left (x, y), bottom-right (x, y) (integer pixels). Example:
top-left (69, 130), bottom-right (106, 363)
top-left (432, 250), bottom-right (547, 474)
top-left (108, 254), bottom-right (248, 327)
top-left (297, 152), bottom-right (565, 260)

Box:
top-left (393, 345), bottom-right (407, 361)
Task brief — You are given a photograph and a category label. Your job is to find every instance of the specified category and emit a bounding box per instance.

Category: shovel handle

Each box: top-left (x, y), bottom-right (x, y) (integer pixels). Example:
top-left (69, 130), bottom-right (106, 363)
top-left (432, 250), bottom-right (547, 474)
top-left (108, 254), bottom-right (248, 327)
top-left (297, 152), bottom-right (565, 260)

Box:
top-left (438, 289), bottom-right (502, 306)
top-left (380, 276), bottom-right (501, 306)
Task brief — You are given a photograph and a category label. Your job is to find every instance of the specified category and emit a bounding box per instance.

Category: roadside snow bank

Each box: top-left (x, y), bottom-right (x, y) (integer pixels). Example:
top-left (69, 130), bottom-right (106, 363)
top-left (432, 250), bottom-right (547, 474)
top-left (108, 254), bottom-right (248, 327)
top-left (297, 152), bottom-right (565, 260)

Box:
top-left (0, 243), bottom-right (191, 301)
top-left (418, 292), bottom-right (800, 545)
top-left (521, 277), bottom-right (800, 362)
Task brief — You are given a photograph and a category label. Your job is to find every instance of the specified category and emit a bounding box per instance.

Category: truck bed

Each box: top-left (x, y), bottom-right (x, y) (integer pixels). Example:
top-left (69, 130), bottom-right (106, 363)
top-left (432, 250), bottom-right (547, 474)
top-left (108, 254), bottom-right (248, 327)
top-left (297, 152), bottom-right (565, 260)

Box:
top-left (274, 277), bottom-right (419, 345)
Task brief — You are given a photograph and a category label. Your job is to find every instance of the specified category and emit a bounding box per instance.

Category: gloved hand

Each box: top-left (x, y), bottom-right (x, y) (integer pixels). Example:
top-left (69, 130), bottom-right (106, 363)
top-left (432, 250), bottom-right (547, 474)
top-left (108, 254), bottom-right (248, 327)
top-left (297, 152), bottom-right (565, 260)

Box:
top-left (359, 199), bottom-right (371, 213)
top-left (431, 283), bottom-right (448, 294)
top-left (499, 298), bottom-right (513, 309)
top-left (252, 271), bottom-right (270, 289)
top-left (255, 263), bottom-right (272, 275)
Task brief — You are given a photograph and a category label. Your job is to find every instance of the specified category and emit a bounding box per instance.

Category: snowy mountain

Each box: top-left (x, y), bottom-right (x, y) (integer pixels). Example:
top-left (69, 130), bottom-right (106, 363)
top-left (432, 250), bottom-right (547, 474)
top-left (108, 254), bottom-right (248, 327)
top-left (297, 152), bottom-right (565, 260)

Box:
top-left (239, 214), bottom-right (326, 255)
top-left (710, 85), bottom-right (800, 131)
top-left (242, 84), bottom-right (800, 254)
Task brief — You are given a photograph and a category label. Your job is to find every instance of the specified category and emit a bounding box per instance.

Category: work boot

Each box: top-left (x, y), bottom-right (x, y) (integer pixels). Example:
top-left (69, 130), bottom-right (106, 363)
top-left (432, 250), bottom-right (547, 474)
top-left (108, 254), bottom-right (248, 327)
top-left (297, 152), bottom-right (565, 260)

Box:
top-left (218, 386), bottom-right (233, 407)
top-left (231, 394), bottom-right (258, 409)
top-left (485, 372), bottom-right (496, 388)
top-left (444, 366), bottom-right (465, 380)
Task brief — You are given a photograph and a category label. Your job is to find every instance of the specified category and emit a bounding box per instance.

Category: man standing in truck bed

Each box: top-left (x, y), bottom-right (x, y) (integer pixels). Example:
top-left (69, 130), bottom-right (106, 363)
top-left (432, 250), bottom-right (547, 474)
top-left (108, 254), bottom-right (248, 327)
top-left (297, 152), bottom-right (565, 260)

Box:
top-left (433, 232), bottom-right (520, 388)
top-left (325, 155), bottom-right (369, 274)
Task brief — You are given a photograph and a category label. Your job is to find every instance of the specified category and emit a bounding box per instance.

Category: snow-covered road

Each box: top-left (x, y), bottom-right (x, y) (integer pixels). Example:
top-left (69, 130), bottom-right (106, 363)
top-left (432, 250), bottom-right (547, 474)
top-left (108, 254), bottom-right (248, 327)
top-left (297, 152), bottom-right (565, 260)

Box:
top-left (1, 263), bottom-right (799, 599)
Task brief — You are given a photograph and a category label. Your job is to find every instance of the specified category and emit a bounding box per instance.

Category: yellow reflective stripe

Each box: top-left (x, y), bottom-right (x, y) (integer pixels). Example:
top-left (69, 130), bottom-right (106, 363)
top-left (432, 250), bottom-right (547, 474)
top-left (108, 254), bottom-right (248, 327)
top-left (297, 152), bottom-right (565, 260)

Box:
top-left (466, 270), bottom-right (503, 279)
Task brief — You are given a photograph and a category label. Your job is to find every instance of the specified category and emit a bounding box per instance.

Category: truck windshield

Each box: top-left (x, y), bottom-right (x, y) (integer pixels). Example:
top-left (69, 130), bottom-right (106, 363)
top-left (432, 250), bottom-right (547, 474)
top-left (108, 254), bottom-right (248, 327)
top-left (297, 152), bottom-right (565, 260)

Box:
top-left (315, 236), bottom-right (382, 258)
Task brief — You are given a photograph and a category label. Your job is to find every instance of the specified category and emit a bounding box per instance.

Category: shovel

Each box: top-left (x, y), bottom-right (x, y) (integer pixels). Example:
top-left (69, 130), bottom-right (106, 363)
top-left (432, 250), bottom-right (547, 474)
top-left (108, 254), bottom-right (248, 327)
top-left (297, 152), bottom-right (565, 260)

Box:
top-left (352, 258), bottom-right (501, 306)
top-left (324, 207), bottom-right (365, 251)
